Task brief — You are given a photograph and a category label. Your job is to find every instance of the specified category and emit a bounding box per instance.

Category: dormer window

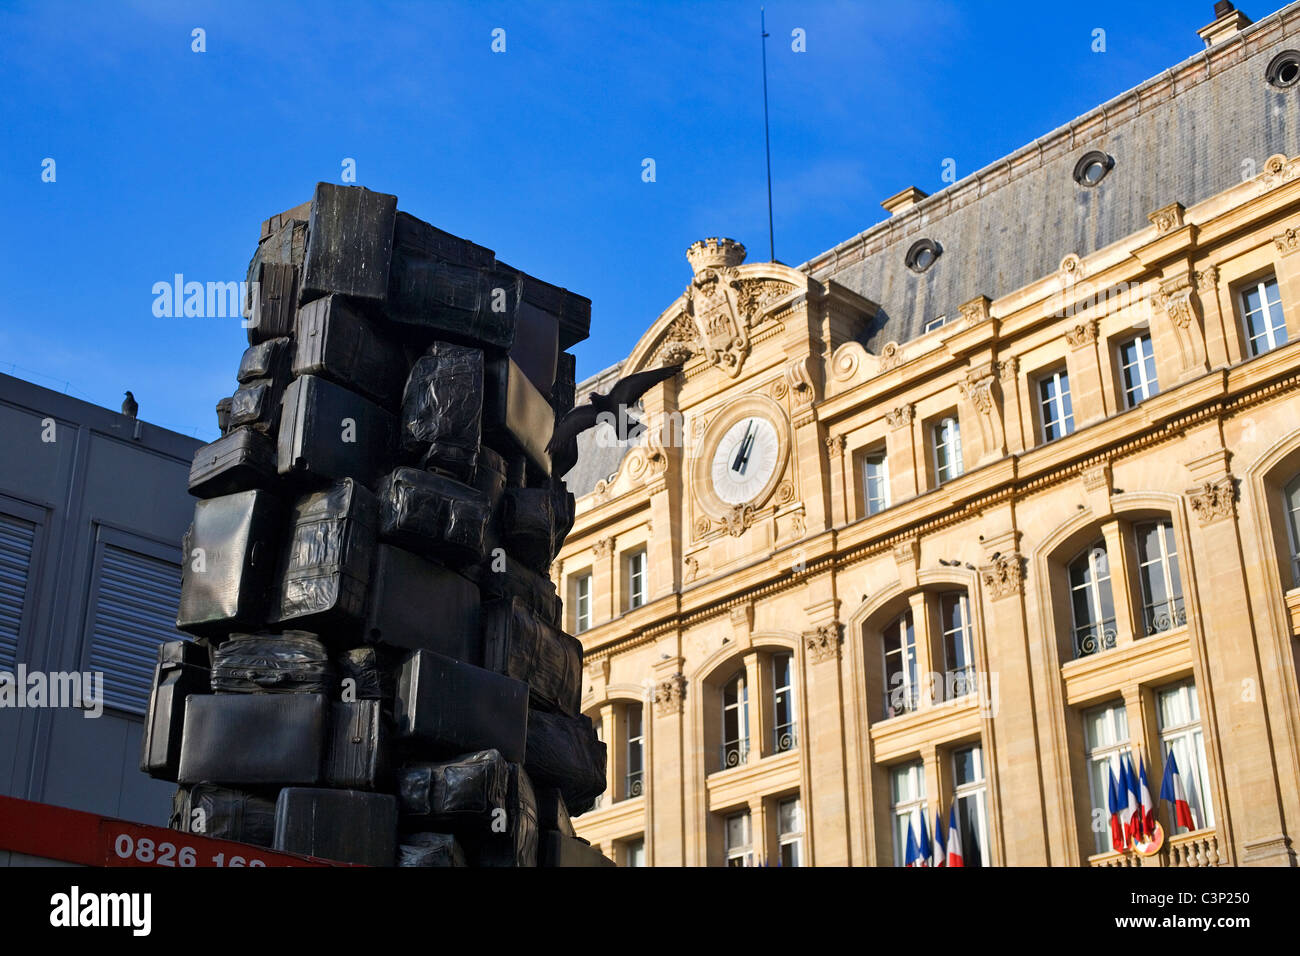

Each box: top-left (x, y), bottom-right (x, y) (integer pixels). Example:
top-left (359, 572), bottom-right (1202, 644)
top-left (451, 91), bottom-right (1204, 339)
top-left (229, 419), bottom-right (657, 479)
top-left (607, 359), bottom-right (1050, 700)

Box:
top-left (905, 239), bottom-right (942, 273)
top-left (1073, 150), bottom-right (1114, 187)
top-left (1267, 50), bottom-right (1300, 89)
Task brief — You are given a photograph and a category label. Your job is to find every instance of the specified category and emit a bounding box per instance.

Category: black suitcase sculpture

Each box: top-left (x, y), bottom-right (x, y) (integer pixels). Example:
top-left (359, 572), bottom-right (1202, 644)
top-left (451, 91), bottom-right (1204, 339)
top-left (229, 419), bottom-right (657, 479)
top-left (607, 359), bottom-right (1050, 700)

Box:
top-left (147, 183), bottom-right (611, 865)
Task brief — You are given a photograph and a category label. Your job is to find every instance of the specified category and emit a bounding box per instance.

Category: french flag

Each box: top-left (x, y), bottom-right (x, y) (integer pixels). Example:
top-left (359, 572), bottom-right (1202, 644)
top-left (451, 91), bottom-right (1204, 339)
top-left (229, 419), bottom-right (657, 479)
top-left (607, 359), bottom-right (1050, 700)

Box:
top-left (904, 817), bottom-right (922, 867)
top-left (1119, 755), bottom-right (1139, 843)
top-left (1137, 756), bottom-right (1156, 839)
top-left (1106, 767), bottom-right (1125, 852)
top-left (932, 808), bottom-right (946, 867)
top-left (946, 805), bottom-right (964, 867)
top-left (1159, 749), bottom-right (1197, 833)
top-left (917, 811), bottom-right (932, 867)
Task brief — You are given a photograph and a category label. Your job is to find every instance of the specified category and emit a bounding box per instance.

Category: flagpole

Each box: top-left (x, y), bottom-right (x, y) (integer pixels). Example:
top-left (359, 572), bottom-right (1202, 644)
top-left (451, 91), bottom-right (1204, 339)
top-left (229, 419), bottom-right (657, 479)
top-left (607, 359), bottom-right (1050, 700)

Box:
top-left (761, 7), bottom-right (775, 263)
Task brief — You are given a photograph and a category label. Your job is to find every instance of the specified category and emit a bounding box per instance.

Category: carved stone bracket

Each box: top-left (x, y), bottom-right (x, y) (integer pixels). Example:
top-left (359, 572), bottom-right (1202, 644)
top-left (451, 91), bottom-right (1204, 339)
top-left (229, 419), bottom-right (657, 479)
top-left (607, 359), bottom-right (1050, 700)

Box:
top-left (653, 672), bottom-right (687, 716)
top-left (803, 621), bottom-right (844, 663)
top-left (980, 552), bottom-right (1025, 600)
top-left (1065, 319), bottom-right (1098, 349)
top-left (996, 356), bottom-right (1019, 382)
top-left (1148, 201), bottom-right (1186, 234)
top-left (1188, 476), bottom-right (1237, 525)
top-left (722, 504), bottom-right (754, 537)
top-left (879, 342), bottom-right (904, 371)
top-left (1155, 272), bottom-right (1208, 375)
top-left (1275, 227), bottom-right (1300, 258)
top-left (683, 554), bottom-right (700, 583)
top-left (960, 294), bottom-right (993, 327)
top-left (886, 404), bottom-right (915, 430)
top-left (958, 365), bottom-right (997, 416)
top-left (592, 536), bottom-right (615, 559)
top-left (783, 355), bottom-right (817, 405)
top-left (825, 434), bottom-right (846, 458)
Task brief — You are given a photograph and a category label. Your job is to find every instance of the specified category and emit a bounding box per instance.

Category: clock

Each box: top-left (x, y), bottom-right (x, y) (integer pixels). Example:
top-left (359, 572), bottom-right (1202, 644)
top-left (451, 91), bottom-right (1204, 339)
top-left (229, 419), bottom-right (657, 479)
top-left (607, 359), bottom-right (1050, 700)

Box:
top-left (709, 416), bottom-right (780, 505)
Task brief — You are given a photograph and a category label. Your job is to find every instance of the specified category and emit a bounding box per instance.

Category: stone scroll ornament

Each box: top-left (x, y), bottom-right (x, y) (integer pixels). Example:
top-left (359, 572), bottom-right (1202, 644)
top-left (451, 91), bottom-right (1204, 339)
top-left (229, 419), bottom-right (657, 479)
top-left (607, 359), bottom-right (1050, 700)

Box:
top-left (142, 183), bottom-right (617, 867)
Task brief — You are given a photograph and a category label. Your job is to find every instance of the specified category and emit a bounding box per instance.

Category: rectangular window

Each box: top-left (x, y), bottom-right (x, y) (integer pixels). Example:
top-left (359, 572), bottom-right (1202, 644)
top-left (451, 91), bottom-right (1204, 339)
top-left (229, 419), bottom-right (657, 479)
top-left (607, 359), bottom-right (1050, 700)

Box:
top-left (1240, 277), bottom-right (1288, 357)
top-left (625, 549), bottom-right (647, 611)
top-left (890, 761), bottom-right (927, 867)
top-left (1158, 682), bottom-right (1215, 833)
top-left (1135, 520), bottom-right (1186, 635)
top-left (625, 703), bottom-right (644, 799)
top-left (940, 593), bottom-right (974, 698)
top-left (725, 811), bottom-right (752, 867)
top-left (952, 745), bottom-right (990, 867)
top-left (1070, 543), bottom-right (1117, 658)
top-left (1038, 369), bottom-right (1075, 442)
top-left (923, 315), bottom-right (948, 334)
top-left (622, 837), bottom-right (646, 867)
top-left (932, 417), bottom-right (963, 485)
top-left (882, 610), bottom-right (918, 718)
top-left (1119, 334), bottom-right (1159, 407)
top-left (862, 450), bottom-right (889, 516)
top-left (721, 671), bottom-right (749, 768)
top-left (574, 572), bottom-right (592, 633)
top-left (1084, 702), bottom-right (1130, 856)
top-left (777, 796), bottom-right (803, 867)
top-left (772, 652), bottom-right (797, 752)
top-left (1287, 478), bottom-right (1300, 586)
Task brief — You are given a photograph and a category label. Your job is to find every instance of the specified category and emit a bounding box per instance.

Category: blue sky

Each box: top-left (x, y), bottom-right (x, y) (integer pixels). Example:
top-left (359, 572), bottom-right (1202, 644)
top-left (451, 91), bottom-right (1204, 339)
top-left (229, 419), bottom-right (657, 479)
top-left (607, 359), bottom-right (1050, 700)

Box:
top-left (0, 0), bottom-right (1220, 439)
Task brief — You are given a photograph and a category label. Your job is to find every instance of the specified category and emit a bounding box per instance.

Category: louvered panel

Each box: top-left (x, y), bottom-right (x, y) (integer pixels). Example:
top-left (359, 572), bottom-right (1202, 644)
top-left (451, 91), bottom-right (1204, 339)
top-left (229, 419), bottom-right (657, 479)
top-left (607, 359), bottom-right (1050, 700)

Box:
top-left (87, 543), bottom-right (186, 715)
top-left (0, 513), bottom-right (36, 673)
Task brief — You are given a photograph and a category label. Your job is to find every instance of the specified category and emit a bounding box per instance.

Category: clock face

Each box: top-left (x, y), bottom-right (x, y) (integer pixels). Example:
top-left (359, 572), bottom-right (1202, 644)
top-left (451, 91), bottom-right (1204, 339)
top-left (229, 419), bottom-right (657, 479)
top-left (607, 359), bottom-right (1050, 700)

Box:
top-left (710, 416), bottom-right (779, 505)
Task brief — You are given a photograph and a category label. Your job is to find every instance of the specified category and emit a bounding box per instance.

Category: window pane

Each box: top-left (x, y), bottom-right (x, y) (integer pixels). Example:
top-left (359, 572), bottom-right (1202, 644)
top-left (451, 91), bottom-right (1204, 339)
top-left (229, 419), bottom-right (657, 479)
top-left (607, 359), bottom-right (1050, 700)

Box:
top-left (778, 797), bottom-right (801, 835)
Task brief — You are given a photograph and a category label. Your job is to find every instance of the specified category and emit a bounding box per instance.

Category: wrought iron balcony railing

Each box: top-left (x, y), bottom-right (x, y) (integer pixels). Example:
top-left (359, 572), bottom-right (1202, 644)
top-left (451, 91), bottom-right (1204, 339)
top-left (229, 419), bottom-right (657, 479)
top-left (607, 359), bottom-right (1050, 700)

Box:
top-left (773, 724), bottom-right (797, 753)
top-left (720, 741), bottom-right (750, 770)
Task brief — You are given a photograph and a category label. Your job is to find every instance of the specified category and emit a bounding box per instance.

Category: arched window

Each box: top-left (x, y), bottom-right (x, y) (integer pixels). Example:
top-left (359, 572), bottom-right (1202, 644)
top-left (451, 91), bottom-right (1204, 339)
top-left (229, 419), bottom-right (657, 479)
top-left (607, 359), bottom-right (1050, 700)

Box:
top-left (1286, 476), bottom-right (1300, 583)
top-left (722, 671), bottom-right (749, 768)
top-left (883, 610), bottom-right (918, 717)
top-left (1134, 520), bottom-right (1186, 635)
top-left (1069, 542), bottom-right (1117, 657)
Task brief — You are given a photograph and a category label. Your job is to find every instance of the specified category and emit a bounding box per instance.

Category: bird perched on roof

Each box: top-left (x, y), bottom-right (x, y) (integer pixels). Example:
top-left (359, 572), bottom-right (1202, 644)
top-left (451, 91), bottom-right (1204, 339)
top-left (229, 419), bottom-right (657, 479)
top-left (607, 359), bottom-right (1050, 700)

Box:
top-left (547, 363), bottom-right (683, 478)
top-left (121, 391), bottom-right (138, 418)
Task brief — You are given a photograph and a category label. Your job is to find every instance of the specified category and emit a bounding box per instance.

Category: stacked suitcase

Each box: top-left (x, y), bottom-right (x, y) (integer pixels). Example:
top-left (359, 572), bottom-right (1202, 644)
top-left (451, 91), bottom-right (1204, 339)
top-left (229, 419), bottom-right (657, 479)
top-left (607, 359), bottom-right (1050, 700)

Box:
top-left (141, 183), bottom-right (612, 866)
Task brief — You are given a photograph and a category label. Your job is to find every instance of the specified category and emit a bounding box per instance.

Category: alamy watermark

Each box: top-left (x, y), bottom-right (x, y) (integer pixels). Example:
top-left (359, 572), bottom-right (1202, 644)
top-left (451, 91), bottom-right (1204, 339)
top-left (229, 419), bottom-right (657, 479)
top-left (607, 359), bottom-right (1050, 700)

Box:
top-left (0, 666), bottom-right (104, 718)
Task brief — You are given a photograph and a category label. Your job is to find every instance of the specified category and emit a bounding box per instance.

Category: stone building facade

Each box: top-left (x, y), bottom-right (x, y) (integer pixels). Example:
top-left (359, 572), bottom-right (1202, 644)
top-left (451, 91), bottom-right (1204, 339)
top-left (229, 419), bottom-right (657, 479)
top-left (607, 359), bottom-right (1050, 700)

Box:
top-left (558, 3), bottom-right (1300, 866)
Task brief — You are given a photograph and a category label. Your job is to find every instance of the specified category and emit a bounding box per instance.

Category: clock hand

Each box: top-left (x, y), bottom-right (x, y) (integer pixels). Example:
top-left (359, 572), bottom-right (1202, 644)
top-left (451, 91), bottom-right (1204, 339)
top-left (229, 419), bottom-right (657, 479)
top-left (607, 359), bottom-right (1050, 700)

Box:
top-left (732, 422), bottom-right (755, 473)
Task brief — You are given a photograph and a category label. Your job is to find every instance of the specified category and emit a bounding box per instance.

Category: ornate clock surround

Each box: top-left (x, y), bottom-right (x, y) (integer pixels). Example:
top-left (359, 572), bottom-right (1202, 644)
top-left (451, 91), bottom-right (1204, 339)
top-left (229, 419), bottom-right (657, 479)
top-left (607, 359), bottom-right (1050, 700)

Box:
top-left (691, 393), bottom-right (791, 522)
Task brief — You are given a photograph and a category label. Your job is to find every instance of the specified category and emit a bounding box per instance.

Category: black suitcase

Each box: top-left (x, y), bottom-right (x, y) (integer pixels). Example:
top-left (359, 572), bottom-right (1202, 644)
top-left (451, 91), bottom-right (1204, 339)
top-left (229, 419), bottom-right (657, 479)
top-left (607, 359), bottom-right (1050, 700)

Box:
top-left (361, 544), bottom-right (480, 661)
top-left (227, 378), bottom-right (285, 435)
top-left (500, 487), bottom-right (555, 573)
top-left (172, 785), bottom-right (277, 848)
top-left (237, 337), bottom-right (293, 384)
top-left (271, 478), bottom-right (379, 632)
top-left (273, 787), bottom-right (398, 866)
top-left (337, 645), bottom-right (396, 701)
top-left (471, 764), bottom-right (538, 867)
top-left (188, 427), bottom-right (279, 500)
top-left (245, 260), bottom-right (299, 343)
top-left (259, 200), bottom-right (312, 242)
top-left (496, 258), bottom-right (592, 352)
top-left (399, 342), bottom-right (483, 481)
top-left (473, 446), bottom-right (507, 558)
top-left (524, 709), bottom-right (607, 816)
top-left (293, 295), bottom-right (406, 409)
top-left (534, 786), bottom-right (575, 838)
top-left (550, 479), bottom-right (576, 560)
top-left (210, 631), bottom-right (335, 694)
top-left (507, 301), bottom-right (558, 398)
top-left (378, 467), bottom-right (488, 566)
top-left (397, 749), bottom-right (509, 824)
top-left (483, 356), bottom-right (554, 477)
top-left (540, 831), bottom-right (616, 868)
top-left (552, 351), bottom-right (576, 419)
top-left (177, 692), bottom-right (327, 786)
top-left (215, 396), bottom-right (233, 435)
top-left (482, 598), bottom-right (582, 716)
top-left (386, 213), bottom-right (519, 349)
top-left (277, 374), bottom-right (397, 489)
top-left (326, 700), bottom-right (387, 790)
top-left (471, 559), bottom-right (562, 630)
top-left (176, 489), bottom-right (284, 636)
top-left (399, 832), bottom-right (466, 867)
top-left (300, 183), bottom-right (397, 305)
top-left (139, 640), bottom-right (210, 780)
top-left (394, 650), bottom-right (528, 763)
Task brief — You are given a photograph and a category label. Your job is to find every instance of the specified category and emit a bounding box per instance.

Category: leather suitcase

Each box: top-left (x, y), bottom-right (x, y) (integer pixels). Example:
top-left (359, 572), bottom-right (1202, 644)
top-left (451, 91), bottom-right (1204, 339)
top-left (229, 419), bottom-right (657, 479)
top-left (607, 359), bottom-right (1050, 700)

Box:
top-left (300, 183), bottom-right (397, 305)
top-left (245, 260), bottom-right (299, 344)
top-left (524, 709), bottom-right (607, 816)
top-left (172, 784), bottom-right (277, 848)
top-left (549, 479), bottom-right (576, 560)
top-left (176, 489), bottom-right (284, 636)
top-left (277, 374), bottom-right (396, 489)
top-left (326, 700), bottom-right (387, 790)
top-left (215, 396), bottom-right (233, 435)
top-left (399, 832), bottom-right (466, 867)
top-left (483, 356), bottom-right (554, 477)
top-left (228, 378), bottom-right (285, 435)
top-left (139, 639), bottom-right (210, 780)
top-left (293, 295), bottom-right (406, 409)
top-left (210, 631), bottom-right (335, 694)
top-left (540, 831), bottom-right (616, 867)
top-left (471, 764), bottom-right (538, 867)
top-left (496, 258), bottom-right (592, 352)
top-left (472, 446), bottom-right (507, 558)
top-left (237, 337), bottom-right (292, 384)
top-left (471, 559), bottom-right (562, 630)
top-left (362, 544), bottom-right (481, 660)
top-left (260, 200), bottom-right (312, 241)
top-left (188, 429), bottom-right (278, 499)
top-left (378, 467), bottom-right (488, 567)
top-left (534, 786), bottom-right (575, 838)
top-left (177, 692), bottom-right (327, 786)
top-left (337, 645), bottom-right (396, 701)
top-left (273, 787), bottom-right (398, 866)
top-left (271, 478), bottom-right (379, 632)
top-left (500, 487), bottom-right (555, 573)
top-left (400, 342), bottom-right (483, 481)
top-left (482, 598), bottom-right (582, 716)
top-left (397, 749), bottom-right (509, 824)
top-left (394, 650), bottom-right (528, 763)
top-left (507, 302), bottom-right (558, 398)
top-left (386, 212), bottom-right (520, 349)
top-left (552, 351), bottom-right (576, 419)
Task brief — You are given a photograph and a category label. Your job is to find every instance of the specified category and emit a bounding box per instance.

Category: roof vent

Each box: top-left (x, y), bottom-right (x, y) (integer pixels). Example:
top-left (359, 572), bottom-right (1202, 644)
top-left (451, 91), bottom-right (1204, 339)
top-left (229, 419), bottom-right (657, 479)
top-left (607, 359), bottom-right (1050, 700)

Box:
top-left (881, 186), bottom-right (929, 216)
top-left (1197, 2), bottom-right (1252, 48)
